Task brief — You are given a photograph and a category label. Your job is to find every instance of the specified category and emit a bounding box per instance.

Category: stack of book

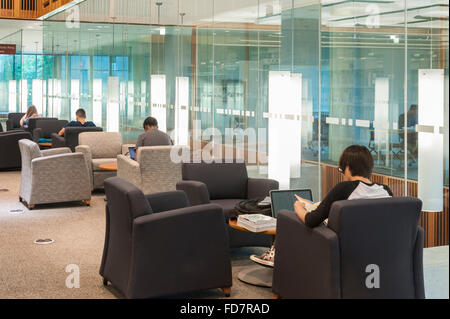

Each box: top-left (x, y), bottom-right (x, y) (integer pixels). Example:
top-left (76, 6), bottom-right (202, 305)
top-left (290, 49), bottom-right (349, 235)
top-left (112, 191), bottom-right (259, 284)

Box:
top-left (237, 214), bottom-right (276, 232)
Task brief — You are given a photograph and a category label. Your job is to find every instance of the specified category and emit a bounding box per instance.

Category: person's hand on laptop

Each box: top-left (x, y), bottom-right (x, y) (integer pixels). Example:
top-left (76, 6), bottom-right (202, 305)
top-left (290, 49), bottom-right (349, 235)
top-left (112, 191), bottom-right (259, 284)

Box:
top-left (294, 200), bottom-right (308, 223)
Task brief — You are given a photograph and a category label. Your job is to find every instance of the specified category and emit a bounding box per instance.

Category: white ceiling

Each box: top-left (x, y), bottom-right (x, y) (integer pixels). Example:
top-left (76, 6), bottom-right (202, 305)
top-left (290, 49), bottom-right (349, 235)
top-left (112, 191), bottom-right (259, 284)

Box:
top-left (44, 0), bottom-right (448, 29)
top-left (0, 19), bottom-right (43, 52)
top-left (0, 0), bottom-right (447, 54)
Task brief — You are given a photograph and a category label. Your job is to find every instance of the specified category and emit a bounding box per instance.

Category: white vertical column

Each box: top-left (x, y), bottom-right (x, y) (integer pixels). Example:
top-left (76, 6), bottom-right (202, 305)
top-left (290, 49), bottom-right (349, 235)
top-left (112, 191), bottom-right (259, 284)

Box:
top-left (93, 79), bottom-right (103, 127)
top-left (140, 80), bottom-right (146, 111)
top-left (54, 79), bottom-right (62, 118)
top-left (418, 69), bottom-right (444, 212)
top-left (9, 80), bottom-right (17, 113)
top-left (175, 77), bottom-right (189, 146)
top-left (268, 71), bottom-right (291, 189)
top-left (151, 75), bottom-right (167, 132)
top-left (107, 76), bottom-right (120, 132)
top-left (126, 81), bottom-right (134, 119)
top-left (70, 79), bottom-right (80, 120)
top-left (288, 73), bottom-right (302, 179)
top-left (20, 79), bottom-right (28, 112)
top-left (32, 79), bottom-right (43, 115)
top-left (374, 77), bottom-right (390, 165)
top-left (47, 79), bottom-right (53, 116)
top-left (48, 79), bottom-right (62, 118)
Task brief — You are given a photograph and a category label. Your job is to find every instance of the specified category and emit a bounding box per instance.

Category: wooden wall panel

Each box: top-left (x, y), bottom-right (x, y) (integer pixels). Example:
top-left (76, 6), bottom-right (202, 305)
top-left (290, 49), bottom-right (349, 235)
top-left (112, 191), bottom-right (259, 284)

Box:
top-left (321, 163), bottom-right (449, 248)
top-left (0, 0), bottom-right (73, 19)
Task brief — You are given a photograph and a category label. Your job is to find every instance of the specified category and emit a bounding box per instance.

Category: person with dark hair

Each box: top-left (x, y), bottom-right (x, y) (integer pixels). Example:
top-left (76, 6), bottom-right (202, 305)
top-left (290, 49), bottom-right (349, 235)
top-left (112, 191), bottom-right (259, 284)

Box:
top-left (398, 104), bottom-right (418, 165)
top-left (135, 116), bottom-right (172, 148)
top-left (58, 108), bottom-right (96, 136)
top-left (251, 145), bottom-right (393, 267)
top-left (20, 105), bottom-right (39, 129)
top-left (398, 104), bottom-right (418, 129)
top-left (295, 145), bottom-right (393, 228)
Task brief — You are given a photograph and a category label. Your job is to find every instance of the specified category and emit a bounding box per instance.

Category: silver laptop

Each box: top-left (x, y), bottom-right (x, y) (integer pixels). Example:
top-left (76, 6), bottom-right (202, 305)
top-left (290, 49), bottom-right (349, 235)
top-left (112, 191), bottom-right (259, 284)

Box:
top-left (270, 189), bottom-right (313, 218)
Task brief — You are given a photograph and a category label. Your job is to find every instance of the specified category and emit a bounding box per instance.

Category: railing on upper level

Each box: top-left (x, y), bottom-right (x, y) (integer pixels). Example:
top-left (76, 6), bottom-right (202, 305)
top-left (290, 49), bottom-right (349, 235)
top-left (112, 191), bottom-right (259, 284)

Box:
top-left (0, 0), bottom-right (74, 20)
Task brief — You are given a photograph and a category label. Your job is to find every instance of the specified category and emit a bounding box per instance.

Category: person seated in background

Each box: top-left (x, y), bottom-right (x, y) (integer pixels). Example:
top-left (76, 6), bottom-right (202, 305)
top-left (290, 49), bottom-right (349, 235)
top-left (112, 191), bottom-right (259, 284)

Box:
top-left (20, 105), bottom-right (39, 129)
top-left (136, 116), bottom-right (173, 148)
top-left (58, 108), bottom-right (96, 137)
top-left (398, 104), bottom-right (418, 129)
top-left (251, 145), bottom-right (393, 268)
top-left (398, 104), bottom-right (419, 165)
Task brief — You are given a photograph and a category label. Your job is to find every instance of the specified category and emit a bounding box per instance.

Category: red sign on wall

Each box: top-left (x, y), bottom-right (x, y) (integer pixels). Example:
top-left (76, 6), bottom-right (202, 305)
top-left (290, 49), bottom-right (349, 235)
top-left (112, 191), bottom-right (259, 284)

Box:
top-left (0, 44), bottom-right (17, 55)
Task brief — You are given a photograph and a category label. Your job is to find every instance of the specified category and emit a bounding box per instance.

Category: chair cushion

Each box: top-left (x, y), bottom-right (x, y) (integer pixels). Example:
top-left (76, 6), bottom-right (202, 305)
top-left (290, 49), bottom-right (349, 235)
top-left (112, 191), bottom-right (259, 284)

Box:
top-left (92, 158), bottom-right (117, 171)
top-left (79, 132), bottom-right (122, 159)
top-left (211, 199), bottom-right (243, 219)
top-left (182, 162), bottom-right (248, 200)
top-left (35, 119), bottom-right (68, 139)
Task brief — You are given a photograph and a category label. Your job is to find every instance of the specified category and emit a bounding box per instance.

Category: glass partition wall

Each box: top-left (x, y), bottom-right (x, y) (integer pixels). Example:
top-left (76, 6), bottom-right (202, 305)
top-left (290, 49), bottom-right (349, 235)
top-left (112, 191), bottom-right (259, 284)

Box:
top-left (40, 0), bottom-right (324, 199)
top-left (2, 0), bottom-right (447, 233)
top-left (0, 30), bottom-right (23, 114)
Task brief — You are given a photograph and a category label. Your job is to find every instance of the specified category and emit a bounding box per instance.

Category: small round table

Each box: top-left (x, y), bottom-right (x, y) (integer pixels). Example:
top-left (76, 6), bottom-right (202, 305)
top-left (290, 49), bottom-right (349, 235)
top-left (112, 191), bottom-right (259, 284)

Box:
top-left (229, 219), bottom-right (276, 288)
top-left (98, 162), bottom-right (118, 172)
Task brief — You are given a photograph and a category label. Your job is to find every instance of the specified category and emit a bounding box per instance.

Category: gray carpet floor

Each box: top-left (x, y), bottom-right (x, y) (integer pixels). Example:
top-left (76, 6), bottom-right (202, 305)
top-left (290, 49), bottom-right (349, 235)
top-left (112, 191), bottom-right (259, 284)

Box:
top-left (0, 171), bottom-right (448, 299)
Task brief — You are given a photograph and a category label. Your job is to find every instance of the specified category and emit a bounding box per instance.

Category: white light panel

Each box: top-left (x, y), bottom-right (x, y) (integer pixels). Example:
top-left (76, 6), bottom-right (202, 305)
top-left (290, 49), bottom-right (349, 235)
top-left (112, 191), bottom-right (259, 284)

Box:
top-left (175, 77), bottom-right (190, 146)
top-left (418, 69), bottom-right (444, 212)
top-left (151, 75), bottom-right (167, 133)
top-left (107, 76), bottom-right (120, 132)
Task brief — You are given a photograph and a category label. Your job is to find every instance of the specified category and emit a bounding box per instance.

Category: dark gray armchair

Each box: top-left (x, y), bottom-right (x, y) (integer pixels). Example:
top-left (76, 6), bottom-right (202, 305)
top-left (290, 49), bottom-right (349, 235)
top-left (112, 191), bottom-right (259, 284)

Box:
top-left (6, 112), bottom-right (25, 131)
top-left (176, 162), bottom-right (279, 248)
top-left (26, 117), bottom-right (58, 137)
top-left (32, 119), bottom-right (68, 142)
top-left (101, 177), bottom-right (232, 299)
top-left (272, 197), bottom-right (425, 299)
top-left (52, 126), bottom-right (103, 152)
top-left (0, 130), bottom-right (32, 170)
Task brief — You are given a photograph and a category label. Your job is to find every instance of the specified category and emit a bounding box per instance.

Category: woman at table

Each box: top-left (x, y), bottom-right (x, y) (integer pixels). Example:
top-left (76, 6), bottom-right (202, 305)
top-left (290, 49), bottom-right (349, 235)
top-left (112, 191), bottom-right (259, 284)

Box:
top-left (20, 105), bottom-right (39, 129)
top-left (251, 145), bottom-right (394, 267)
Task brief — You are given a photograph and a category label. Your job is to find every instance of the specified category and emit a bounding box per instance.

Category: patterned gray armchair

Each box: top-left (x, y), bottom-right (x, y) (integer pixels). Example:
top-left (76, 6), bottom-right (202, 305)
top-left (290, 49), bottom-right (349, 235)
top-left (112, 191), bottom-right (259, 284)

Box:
top-left (117, 146), bottom-right (188, 194)
top-left (75, 132), bottom-right (133, 190)
top-left (18, 139), bottom-right (91, 210)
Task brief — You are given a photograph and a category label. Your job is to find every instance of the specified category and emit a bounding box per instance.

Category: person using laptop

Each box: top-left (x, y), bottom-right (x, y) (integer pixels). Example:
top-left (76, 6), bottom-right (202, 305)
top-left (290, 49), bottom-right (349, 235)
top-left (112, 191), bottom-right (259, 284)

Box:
top-left (58, 108), bottom-right (96, 136)
top-left (251, 145), bottom-right (393, 267)
top-left (136, 116), bottom-right (173, 148)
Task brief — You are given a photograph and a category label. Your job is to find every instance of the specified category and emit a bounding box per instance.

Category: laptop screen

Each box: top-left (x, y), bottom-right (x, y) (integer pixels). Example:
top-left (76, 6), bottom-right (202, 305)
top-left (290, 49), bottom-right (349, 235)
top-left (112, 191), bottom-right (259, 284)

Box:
top-left (129, 147), bottom-right (137, 160)
top-left (270, 189), bottom-right (313, 218)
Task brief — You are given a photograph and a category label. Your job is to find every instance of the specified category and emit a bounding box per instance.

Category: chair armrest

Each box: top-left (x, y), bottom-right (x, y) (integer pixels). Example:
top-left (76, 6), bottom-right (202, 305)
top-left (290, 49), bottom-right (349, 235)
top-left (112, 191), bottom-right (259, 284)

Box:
top-left (122, 143), bottom-right (136, 155)
top-left (6, 120), bottom-right (14, 131)
top-left (30, 153), bottom-right (91, 197)
top-left (145, 191), bottom-right (189, 213)
top-left (41, 147), bottom-right (72, 157)
top-left (272, 210), bottom-right (340, 299)
top-left (129, 204), bottom-right (231, 299)
top-left (176, 180), bottom-right (210, 206)
top-left (247, 177), bottom-right (279, 199)
top-left (414, 227), bottom-right (425, 299)
top-left (32, 128), bottom-right (42, 142)
top-left (75, 145), bottom-right (93, 190)
top-left (117, 154), bottom-right (141, 189)
top-left (51, 133), bottom-right (66, 148)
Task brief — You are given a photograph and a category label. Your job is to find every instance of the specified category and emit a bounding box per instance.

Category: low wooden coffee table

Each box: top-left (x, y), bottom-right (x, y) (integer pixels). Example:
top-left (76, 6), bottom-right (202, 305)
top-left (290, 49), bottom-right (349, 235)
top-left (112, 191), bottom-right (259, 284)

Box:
top-left (229, 219), bottom-right (276, 288)
top-left (98, 162), bottom-right (118, 171)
